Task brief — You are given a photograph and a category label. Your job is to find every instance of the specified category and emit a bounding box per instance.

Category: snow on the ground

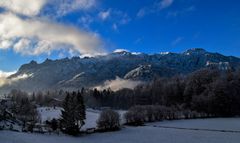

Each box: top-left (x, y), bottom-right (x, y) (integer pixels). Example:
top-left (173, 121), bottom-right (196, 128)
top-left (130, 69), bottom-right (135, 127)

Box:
top-left (37, 107), bottom-right (100, 130)
top-left (37, 107), bottom-right (62, 122)
top-left (0, 120), bottom-right (22, 132)
top-left (1, 118), bottom-right (240, 143)
top-left (147, 118), bottom-right (240, 131)
top-left (37, 107), bottom-right (125, 130)
top-left (82, 109), bottom-right (100, 130)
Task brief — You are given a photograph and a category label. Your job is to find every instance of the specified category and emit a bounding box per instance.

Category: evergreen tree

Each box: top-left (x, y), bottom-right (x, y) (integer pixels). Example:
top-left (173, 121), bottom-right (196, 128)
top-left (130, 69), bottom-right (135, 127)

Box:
top-left (61, 91), bottom-right (86, 135)
top-left (61, 93), bottom-right (78, 135)
top-left (75, 91), bottom-right (86, 128)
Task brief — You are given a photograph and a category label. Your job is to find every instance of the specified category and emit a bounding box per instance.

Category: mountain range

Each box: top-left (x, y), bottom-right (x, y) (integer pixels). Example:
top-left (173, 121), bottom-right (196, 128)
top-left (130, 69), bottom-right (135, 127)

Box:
top-left (1, 48), bottom-right (240, 93)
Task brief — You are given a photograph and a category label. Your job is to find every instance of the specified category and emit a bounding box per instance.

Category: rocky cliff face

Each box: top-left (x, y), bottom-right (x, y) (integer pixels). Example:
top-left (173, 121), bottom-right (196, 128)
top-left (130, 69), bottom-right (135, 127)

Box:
top-left (1, 48), bottom-right (240, 93)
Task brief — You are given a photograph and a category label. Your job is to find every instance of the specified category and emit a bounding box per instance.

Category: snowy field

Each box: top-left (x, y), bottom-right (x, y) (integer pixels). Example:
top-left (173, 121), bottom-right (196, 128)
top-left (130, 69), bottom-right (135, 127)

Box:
top-left (37, 107), bottom-right (100, 130)
top-left (37, 107), bottom-right (62, 122)
top-left (1, 118), bottom-right (240, 143)
top-left (37, 107), bottom-right (126, 130)
top-left (147, 118), bottom-right (240, 131)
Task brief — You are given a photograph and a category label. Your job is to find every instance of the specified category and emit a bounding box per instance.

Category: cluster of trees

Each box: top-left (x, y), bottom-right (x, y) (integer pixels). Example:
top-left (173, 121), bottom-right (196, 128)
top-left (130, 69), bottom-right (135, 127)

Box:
top-left (3, 68), bottom-right (240, 134)
top-left (97, 109), bottom-right (120, 131)
top-left (4, 90), bottom-right (86, 135)
top-left (84, 69), bottom-right (240, 117)
top-left (8, 92), bottom-right (40, 130)
top-left (60, 91), bottom-right (86, 135)
top-left (124, 105), bottom-right (206, 126)
top-left (9, 89), bottom-right (66, 107)
top-left (33, 91), bottom-right (121, 134)
top-left (4, 89), bottom-right (122, 134)
top-left (6, 89), bottom-right (66, 130)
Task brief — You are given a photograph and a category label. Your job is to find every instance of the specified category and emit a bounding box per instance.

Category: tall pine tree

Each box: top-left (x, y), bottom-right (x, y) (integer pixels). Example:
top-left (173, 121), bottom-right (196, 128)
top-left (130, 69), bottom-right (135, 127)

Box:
top-left (61, 91), bottom-right (86, 135)
top-left (75, 91), bottom-right (86, 128)
top-left (61, 92), bottom-right (77, 135)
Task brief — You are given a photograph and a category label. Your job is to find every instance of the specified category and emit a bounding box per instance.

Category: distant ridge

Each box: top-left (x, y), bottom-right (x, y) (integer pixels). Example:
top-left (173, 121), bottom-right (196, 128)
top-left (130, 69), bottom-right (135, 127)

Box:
top-left (1, 48), bottom-right (240, 93)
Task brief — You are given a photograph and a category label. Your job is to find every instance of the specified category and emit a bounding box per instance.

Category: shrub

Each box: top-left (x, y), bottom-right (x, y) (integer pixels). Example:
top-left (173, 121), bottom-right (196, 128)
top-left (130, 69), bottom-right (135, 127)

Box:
top-left (124, 106), bottom-right (145, 126)
top-left (97, 109), bottom-right (120, 131)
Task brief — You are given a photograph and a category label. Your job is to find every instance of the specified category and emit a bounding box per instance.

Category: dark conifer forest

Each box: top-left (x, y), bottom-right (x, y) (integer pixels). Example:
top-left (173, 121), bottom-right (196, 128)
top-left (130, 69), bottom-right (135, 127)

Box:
top-left (6, 68), bottom-right (240, 121)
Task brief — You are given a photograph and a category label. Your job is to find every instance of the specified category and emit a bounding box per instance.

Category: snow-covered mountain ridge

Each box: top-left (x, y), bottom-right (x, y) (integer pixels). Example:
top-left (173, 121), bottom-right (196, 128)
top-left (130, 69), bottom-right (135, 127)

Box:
top-left (1, 48), bottom-right (240, 93)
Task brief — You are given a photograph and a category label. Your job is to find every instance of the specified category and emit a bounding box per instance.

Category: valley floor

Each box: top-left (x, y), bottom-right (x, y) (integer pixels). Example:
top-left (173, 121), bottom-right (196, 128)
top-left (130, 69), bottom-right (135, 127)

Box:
top-left (1, 118), bottom-right (240, 143)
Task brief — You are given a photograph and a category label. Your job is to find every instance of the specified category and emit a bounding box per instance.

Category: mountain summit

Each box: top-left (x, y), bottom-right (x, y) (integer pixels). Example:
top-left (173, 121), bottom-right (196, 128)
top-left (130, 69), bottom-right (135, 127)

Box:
top-left (184, 48), bottom-right (207, 55)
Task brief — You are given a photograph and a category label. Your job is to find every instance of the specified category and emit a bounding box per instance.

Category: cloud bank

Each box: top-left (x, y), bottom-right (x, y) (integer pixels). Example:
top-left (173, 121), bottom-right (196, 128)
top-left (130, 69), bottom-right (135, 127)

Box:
top-left (95, 77), bottom-right (143, 91)
top-left (0, 13), bottom-right (103, 56)
top-left (0, 70), bottom-right (34, 87)
top-left (0, 70), bottom-right (16, 78)
top-left (0, 0), bottom-right (104, 56)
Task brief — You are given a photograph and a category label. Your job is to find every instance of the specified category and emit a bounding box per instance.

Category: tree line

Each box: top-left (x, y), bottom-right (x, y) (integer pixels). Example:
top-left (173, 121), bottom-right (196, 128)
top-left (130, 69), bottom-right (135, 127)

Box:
top-left (84, 68), bottom-right (240, 117)
top-left (5, 68), bottom-right (240, 118)
top-left (2, 68), bottom-right (240, 135)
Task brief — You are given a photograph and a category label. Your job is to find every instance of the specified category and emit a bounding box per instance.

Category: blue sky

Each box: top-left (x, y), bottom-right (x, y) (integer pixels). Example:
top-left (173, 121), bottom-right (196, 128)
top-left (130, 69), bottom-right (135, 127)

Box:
top-left (0, 0), bottom-right (240, 72)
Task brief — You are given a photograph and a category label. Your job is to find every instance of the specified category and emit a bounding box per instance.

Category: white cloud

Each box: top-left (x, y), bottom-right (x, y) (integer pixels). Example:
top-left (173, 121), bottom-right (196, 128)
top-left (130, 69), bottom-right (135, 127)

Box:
top-left (97, 9), bottom-right (131, 31)
top-left (114, 10), bottom-right (131, 25)
top-left (95, 77), bottom-right (143, 91)
top-left (112, 23), bottom-right (118, 31)
top-left (0, 0), bottom-right (105, 58)
top-left (45, 0), bottom-right (97, 17)
top-left (137, 0), bottom-right (174, 18)
top-left (78, 15), bottom-right (94, 29)
top-left (98, 9), bottom-right (111, 21)
top-left (0, 0), bottom-right (47, 16)
top-left (172, 37), bottom-right (184, 46)
top-left (0, 71), bottom-right (32, 87)
top-left (158, 0), bottom-right (174, 10)
top-left (0, 70), bottom-right (16, 78)
top-left (113, 49), bottom-right (129, 53)
top-left (0, 13), bottom-right (104, 56)
top-left (137, 9), bottom-right (147, 18)
top-left (0, 38), bottom-right (13, 49)
top-left (0, 0), bottom-right (97, 17)
top-left (167, 6), bottom-right (196, 18)
top-left (0, 70), bottom-right (16, 87)
top-left (134, 37), bottom-right (144, 45)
